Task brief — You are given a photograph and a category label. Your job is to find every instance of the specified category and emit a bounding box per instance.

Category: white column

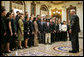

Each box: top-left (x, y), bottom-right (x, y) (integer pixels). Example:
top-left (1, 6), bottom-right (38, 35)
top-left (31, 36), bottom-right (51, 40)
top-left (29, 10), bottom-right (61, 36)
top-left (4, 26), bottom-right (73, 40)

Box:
top-left (62, 8), bottom-right (66, 22)
top-left (4, 1), bottom-right (10, 12)
top-left (1, 1), bottom-right (10, 12)
top-left (36, 4), bottom-right (40, 16)
top-left (25, 2), bottom-right (31, 17)
top-left (1, 1), bottom-right (5, 6)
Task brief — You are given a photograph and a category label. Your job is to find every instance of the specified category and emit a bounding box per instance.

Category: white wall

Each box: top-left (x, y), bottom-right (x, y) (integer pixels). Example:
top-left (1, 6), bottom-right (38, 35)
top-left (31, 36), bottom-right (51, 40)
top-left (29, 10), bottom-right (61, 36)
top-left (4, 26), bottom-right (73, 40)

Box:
top-left (36, 4), bottom-right (41, 16)
top-left (25, 1), bottom-right (31, 17)
top-left (76, 4), bottom-right (83, 31)
top-left (1, 1), bottom-right (10, 12)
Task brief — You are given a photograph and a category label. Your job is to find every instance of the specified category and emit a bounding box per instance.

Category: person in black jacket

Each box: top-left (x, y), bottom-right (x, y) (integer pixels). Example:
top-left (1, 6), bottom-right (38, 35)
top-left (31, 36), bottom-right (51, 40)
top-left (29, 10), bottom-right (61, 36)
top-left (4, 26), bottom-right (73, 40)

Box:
top-left (1, 6), bottom-right (7, 54)
top-left (44, 19), bottom-right (51, 44)
top-left (24, 16), bottom-right (30, 48)
top-left (39, 17), bottom-right (45, 44)
top-left (37, 15), bottom-right (41, 43)
top-left (29, 16), bottom-right (34, 47)
top-left (69, 9), bottom-right (80, 53)
top-left (10, 11), bottom-right (18, 51)
top-left (50, 18), bottom-right (55, 43)
top-left (15, 11), bottom-right (20, 33)
top-left (54, 20), bottom-right (59, 41)
top-left (43, 18), bottom-right (47, 44)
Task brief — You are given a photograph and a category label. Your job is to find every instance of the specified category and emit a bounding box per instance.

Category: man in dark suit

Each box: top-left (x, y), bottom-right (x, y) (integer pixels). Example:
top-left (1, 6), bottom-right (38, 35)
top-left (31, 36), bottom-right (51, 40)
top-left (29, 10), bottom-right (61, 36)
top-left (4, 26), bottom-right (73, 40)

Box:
top-left (29, 16), bottom-right (34, 47)
top-left (44, 19), bottom-right (51, 44)
top-left (39, 18), bottom-right (45, 44)
top-left (15, 11), bottom-right (20, 33)
top-left (50, 18), bottom-right (55, 43)
top-left (54, 20), bottom-right (59, 41)
top-left (37, 15), bottom-right (41, 43)
top-left (1, 6), bottom-right (7, 55)
top-left (69, 9), bottom-right (80, 53)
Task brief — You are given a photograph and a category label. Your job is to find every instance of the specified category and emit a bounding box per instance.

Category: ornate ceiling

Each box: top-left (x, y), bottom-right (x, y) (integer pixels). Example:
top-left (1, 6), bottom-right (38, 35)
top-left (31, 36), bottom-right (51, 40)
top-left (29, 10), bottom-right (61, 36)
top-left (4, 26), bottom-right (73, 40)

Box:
top-left (29, 1), bottom-right (68, 5)
top-left (47, 1), bottom-right (69, 5)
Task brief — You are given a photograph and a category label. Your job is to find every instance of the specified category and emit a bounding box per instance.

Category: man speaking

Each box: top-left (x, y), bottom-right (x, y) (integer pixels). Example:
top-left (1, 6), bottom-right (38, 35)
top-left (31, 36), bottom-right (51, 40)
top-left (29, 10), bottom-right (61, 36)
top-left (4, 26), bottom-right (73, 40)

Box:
top-left (69, 9), bottom-right (80, 53)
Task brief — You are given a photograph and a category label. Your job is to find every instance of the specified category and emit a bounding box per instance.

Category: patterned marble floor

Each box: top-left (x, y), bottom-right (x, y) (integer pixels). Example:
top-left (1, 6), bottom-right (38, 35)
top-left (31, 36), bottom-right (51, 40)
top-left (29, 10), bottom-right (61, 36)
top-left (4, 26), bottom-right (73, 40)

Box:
top-left (6, 38), bottom-right (83, 56)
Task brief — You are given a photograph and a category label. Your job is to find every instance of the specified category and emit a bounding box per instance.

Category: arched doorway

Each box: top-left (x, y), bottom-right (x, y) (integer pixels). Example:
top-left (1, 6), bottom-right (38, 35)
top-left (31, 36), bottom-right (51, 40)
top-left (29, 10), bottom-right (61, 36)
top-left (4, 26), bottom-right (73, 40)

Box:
top-left (10, 1), bottom-right (26, 15)
top-left (40, 5), bottom-right (49, 16)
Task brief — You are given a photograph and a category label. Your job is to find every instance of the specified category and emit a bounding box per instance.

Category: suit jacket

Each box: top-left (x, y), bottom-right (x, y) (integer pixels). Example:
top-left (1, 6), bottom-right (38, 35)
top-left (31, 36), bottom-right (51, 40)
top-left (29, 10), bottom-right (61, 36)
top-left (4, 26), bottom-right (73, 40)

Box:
top-left (55, 24), bottom-right (59, 32)
top-left (1, 16), bottom-right (7, 35)
top-left (39, 21), bottom-right (45, 33)
top-left (44, 22), bottom-right (51, 33)
top-left (29, 20), bottom-right (34, 33)
top-left (50, 22), bottom-right (55, 33)
top-left (15, 15), bottom-right (20, 32)
top-left (11, 19), bottom-right (17, 33)
top-left (24, 21), bottom-right (30, 33)
top-left (70, 15), bottom-right (80, 34)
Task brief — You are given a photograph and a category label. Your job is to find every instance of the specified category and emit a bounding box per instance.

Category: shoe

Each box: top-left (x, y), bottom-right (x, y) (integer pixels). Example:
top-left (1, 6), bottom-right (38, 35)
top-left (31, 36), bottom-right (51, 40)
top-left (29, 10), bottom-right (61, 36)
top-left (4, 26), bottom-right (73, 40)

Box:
top-left (18, 46), bottom-right (23, 49)
top-left (69, 50), bottom-right (78, 53)
top-left (6, 50), bottom-right (11, 53)
top-left (11, 48), bottom-right (15, 51)
top-left (49, 43), bottom-right (52, 45)
top-left (25, 46), bottom-right (28, 48)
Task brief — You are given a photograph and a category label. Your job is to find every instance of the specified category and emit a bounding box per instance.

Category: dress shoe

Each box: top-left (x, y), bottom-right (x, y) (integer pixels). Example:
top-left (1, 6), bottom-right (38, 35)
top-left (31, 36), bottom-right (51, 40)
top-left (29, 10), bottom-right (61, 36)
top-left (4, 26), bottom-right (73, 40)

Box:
top-left (18, 46), bottom-right (23, 49)
top-left (25, 46), bottom-right (28, 48)
top-left (69, 50), bottom-right (78, 53)
top-left (6, 50), bottom-right (11, 53)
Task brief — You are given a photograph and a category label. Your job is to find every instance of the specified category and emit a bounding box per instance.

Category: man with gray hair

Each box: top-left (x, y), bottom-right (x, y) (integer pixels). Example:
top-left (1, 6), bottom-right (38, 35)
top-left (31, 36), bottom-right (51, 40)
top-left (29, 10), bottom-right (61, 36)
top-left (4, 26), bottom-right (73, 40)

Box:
top-left (69, 9), bottom-right (80, 53)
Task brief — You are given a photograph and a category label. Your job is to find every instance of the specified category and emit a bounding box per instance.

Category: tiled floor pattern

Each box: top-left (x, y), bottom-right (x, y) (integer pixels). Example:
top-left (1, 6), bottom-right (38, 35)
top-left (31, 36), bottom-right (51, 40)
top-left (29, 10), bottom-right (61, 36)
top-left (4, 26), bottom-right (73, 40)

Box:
top-left (6, 39), bottom-right (83, 56)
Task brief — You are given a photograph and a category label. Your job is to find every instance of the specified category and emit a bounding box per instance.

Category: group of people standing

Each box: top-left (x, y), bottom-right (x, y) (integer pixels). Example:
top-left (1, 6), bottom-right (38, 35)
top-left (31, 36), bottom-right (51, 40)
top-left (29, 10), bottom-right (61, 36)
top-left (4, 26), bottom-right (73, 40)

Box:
top-left (1, 6), bottom-right (80, 55)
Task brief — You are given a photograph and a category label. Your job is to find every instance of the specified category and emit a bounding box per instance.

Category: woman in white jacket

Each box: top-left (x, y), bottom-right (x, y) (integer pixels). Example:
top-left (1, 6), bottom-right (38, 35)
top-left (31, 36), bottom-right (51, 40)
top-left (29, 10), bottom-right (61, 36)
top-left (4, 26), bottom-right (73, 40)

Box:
top-left (61, 21), bottom-right (67, 41)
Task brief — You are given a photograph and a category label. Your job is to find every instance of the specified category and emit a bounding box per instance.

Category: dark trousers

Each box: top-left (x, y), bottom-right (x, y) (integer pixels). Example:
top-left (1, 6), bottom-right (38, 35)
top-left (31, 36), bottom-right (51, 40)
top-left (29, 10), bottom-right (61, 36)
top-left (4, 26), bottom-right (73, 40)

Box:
top-left (71, 33), bottom-right (79, 52)
top-left (51, 33), bottom-right (55, 43)
top-left (28, 34), bottom-right (34, 47)
top-left (39, 33), bottom-right (45, 44)
top-left (58, 31), bottom-right (62, 41)
top-left (61, 31), bottom-right (67, 41)
top-left (69, 33), bottom-right (72, 41)
top-left (10, 35), bottom-right (18, 50)
top-left (55, 32), bottom-right (59, 41)
top-left (38, 33), bottom-right (41, 43)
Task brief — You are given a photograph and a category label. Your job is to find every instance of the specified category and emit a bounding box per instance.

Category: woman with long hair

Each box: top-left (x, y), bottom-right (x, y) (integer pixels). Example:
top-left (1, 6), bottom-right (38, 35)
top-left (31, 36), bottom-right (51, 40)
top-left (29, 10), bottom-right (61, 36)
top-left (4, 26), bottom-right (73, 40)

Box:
top-left (6, 12), bottom-right (13, 53)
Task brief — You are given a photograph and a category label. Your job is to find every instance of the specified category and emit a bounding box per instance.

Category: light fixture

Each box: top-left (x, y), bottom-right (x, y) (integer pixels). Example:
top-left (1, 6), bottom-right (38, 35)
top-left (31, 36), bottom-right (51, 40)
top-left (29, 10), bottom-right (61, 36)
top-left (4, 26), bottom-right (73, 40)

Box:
top-left (58, 12), bottom-right (60, 14)
top-left (56, 11), bottom-right (58, 13)
top-left (53, 12), bottom-right (55, 14)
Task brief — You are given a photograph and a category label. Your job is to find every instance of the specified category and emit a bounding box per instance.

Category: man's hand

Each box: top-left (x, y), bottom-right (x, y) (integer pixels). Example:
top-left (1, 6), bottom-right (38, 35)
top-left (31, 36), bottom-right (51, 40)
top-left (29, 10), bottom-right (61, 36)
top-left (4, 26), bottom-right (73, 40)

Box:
top-left (27, 32), bottom-right (29, 34)
top-left (69, 29), bottom-right (72, 33)
top-left (32, 32), bottom-right (34, 34)
top-left (11, 32), bottom-right (13, 36)
top-left (4, 32), bottom-right (7, 36)
top-left (15, 32), bottom-right (16, 35)
top-left (22, 32), bottom-right (24, 36)
top-left (38, 31), bottom-right (40, 34)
